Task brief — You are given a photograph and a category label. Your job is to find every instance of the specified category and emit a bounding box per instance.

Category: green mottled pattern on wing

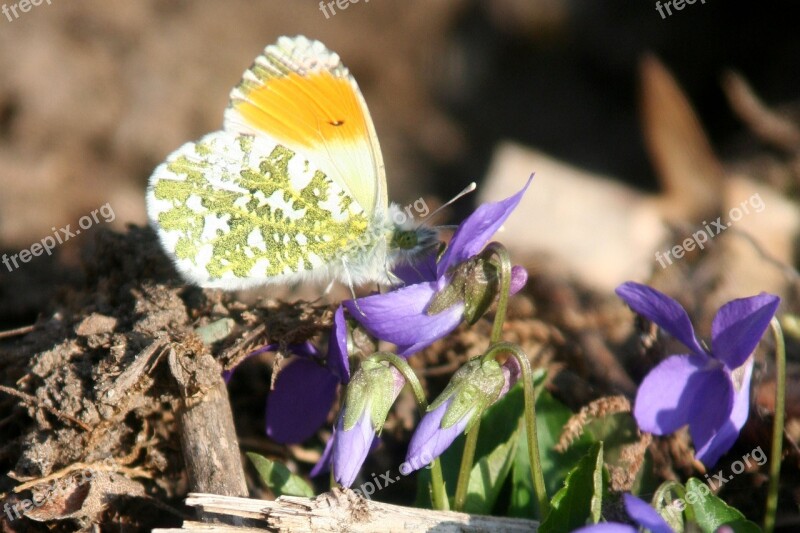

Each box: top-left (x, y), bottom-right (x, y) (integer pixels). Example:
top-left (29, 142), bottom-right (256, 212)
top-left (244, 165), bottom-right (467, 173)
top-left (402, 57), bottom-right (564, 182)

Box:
top-left (151, 133), bottom-right (370, 280)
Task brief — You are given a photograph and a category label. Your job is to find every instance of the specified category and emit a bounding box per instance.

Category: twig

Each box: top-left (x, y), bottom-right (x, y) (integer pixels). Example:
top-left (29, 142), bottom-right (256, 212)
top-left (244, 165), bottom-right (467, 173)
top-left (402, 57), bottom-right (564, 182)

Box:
top-left (10, 460), bottom-right (152, 494)
top-left (0, 385), bottom-right (90, 431)
top-left (0, 324), bottom-right (35, 339)
top-left (722, 70), bottom-right (800, 154)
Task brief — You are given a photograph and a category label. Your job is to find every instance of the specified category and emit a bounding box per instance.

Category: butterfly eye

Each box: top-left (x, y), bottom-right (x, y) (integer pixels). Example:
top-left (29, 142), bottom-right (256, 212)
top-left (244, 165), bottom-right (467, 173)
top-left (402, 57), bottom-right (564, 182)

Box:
top-left (393, 230), bottom-right (419, 250)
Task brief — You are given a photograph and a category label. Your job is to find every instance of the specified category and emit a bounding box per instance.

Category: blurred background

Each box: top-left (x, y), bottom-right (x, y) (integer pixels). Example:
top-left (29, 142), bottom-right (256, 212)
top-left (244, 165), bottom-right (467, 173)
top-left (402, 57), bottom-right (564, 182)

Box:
top-left (1, 0), bottom-right (799, 326)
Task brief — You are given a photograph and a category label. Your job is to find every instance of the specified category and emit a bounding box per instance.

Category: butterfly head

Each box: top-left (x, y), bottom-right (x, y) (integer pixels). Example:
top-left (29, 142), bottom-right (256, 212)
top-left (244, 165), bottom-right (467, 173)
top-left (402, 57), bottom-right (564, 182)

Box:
top-left (386, 203), bottom-right (439, 266)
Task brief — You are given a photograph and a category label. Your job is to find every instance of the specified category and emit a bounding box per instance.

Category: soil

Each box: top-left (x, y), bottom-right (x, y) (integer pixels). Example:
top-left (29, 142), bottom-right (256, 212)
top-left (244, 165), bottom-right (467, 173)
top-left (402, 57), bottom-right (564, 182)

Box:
top-left (2, 1), bottom-right (800, 531)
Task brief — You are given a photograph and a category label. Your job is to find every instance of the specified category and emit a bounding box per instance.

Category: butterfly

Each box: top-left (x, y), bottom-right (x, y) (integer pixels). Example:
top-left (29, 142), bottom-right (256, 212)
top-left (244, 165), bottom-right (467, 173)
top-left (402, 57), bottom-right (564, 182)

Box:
top-left (146, 35), bottom-right (438, 292)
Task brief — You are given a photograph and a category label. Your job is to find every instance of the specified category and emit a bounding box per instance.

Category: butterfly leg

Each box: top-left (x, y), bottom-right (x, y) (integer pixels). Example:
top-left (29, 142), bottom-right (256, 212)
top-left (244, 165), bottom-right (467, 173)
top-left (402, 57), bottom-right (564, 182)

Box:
top-left (322, 279), bottom-right (336, 296)
top-left (341, 257), bottom-right (367, 317)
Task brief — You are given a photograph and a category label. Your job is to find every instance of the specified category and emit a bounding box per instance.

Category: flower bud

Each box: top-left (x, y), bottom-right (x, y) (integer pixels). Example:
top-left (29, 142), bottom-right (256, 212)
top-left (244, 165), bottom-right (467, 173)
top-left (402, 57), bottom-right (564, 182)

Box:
top-left (427, 258), bottom-right (528, 325)
top-left (405, 356), bottom-right (508, 470)
top-left (332, 359), bottom-right (405, 487)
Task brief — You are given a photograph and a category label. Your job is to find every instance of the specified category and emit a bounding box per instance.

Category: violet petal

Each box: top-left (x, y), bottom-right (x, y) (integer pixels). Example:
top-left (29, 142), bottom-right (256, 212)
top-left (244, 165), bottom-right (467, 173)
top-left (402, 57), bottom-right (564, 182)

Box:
top-left (616, 282), bottom-right (707, 357)
top-left (633, 354), bottom-right (725, 435)
top-left (346, 282), bottom-right (465, 356)
top-left (393, 250), bottom-right (438, 285)
top-left (623, 494), bottom-right (673, 533)
top-left (332, 408), bottom-right (378, 487)
top-left (405, 397), bottom-right (473, 471)
top-left (328, 305), bottom-right (351, 383)
top-left (710, 293), bottom-right (780, 370)
top-left (310, 433), bottom-right (335, 477)
top-left (437, 174), bottom-right (533, 278)
top-left (510, 265), bottom-right (528, 295)
top-left (266, 358), bottom-right (338, 443)
top-left (689, 362), bottom-right (749, 467)
top-left (728, 358), bottom-right (755, 433)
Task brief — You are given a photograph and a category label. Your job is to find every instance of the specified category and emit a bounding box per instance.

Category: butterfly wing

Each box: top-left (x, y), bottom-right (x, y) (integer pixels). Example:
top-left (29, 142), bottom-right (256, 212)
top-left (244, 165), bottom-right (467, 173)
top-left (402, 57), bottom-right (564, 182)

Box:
top-left (146, 130), bottom-right (371, 289)
top-left (224, 35), bottom-right (387, 219)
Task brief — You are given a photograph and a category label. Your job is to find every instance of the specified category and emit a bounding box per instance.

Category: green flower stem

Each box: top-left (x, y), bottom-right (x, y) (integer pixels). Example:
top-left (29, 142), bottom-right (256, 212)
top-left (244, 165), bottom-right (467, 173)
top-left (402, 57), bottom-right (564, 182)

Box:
top-left (453, 243), bottom-right (514, 511)
top-left (764, 317), bottom-right (786, 533)
top-left (484, 342), bottom-right (550, 517)
top-left (485, 242), bottom-right (512, 344)
top-left (371, 352), bottom-right (448, 511)
top-left (453, 420), bottom-right (481, 511)
top-left (428, 446), bottom-right (448, 511)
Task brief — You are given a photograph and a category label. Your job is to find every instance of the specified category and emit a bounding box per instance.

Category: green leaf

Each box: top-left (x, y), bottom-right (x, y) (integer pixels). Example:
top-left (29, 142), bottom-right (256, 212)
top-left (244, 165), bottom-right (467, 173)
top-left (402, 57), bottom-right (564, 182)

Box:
top-left (539, 442), bottom-right (607, 533)
top-left (247, 452), bottom-right (314, 498)
top-left (683, 478), bottom-right (760, 533)
top-left (509, 389), bottom-right (596, 519)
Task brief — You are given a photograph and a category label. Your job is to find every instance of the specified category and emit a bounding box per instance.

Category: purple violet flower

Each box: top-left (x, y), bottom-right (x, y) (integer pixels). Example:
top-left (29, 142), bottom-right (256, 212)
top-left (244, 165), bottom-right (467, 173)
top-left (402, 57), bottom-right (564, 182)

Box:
top-left (616, 281), bottom-right (779, 467)
top-left (264, 343), bottom-right (339, 444)
top-left (574, 493), bottom-right (672, 533)
top-left (264, 307), bottom-right (351, 443)
top-left (405, 357), bottom-right (520, 471)
top-left (343, 175), bottom-right (533, 356)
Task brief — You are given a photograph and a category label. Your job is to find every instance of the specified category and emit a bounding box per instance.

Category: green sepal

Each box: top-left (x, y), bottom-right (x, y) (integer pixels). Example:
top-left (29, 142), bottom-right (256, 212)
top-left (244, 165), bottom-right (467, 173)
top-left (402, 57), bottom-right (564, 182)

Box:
top-left (433, 357), bottom-right (506, 431)
top-left (462, 260), bottom-right (499, 325)
top-left (342, 358), bottom-right (397, 432)
top-left (427, 276), bottom-right (466, 315)
top-left (426, 256), bottom-right (500, 323)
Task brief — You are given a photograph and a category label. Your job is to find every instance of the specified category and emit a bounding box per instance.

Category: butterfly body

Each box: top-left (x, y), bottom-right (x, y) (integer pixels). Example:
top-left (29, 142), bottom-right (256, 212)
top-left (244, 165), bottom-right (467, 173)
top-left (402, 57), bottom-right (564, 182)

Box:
top-left (147, 36), bottom-right (436, 291)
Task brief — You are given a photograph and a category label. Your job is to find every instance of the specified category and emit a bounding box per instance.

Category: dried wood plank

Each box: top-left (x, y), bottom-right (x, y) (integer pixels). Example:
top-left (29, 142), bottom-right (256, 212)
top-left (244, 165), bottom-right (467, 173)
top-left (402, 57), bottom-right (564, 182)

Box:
top-left (154, 490), bottom-right (539, 532)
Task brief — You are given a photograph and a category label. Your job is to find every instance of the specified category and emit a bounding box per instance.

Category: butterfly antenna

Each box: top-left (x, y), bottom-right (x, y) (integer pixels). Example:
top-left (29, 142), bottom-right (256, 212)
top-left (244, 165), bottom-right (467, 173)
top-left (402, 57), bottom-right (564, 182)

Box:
top-left (414, 182), bottom-right (477, 229)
